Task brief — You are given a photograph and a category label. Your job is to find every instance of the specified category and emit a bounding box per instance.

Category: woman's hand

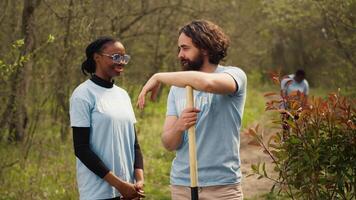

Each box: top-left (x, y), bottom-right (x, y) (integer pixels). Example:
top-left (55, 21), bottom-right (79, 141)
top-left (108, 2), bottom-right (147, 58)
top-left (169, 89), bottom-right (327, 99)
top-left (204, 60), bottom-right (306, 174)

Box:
top-left (134, 169), bottom-right (144, 198)
top-left (134, 180), bottom-right (144, 196)
top-left (104, 172), bottom-right (145, 200)
top-left (117, 181), bottom-right (145, 199)
top-left (137, 74), bottom-right (161, 110)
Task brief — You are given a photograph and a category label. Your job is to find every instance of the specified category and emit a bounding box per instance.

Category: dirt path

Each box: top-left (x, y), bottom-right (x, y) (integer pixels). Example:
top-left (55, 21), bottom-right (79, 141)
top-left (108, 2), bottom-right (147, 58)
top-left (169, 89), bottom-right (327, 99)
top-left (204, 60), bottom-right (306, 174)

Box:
top-left (240, 118), bottom-right (278, 199)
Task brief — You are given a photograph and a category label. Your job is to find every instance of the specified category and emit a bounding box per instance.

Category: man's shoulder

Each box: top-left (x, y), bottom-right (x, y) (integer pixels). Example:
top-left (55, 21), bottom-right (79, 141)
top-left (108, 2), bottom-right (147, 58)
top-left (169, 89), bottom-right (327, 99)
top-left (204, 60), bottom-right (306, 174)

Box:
top-left (218, 65), bottom-right (244, 72)
top-left (281, 75), bottom-right (294, 88)
top-left (282, 74), bottom-right (293, 80)
top-left (217, 65), bottom-right (247, 79)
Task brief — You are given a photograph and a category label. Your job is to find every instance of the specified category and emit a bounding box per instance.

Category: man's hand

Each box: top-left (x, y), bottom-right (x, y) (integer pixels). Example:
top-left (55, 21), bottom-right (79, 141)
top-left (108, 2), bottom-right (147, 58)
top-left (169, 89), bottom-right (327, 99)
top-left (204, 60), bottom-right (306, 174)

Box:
top-left (175, 107), bottom-right (200, 132)
top-left (137, 74), bottom-right (161, 110)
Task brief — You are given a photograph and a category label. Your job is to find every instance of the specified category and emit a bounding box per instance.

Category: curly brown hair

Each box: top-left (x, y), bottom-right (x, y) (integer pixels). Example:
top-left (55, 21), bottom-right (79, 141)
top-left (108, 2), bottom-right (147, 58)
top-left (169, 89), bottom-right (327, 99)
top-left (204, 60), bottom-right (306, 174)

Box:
top-left (179, 20), bottom-right (230, 65)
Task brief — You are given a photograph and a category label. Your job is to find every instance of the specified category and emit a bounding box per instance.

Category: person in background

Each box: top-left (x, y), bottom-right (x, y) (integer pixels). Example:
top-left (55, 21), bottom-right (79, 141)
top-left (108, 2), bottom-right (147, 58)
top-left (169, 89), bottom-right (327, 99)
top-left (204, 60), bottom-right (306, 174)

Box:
top-left (69, 37), bottom-right (144, 200)
top-left (280, 69), bottom-right (309, 108)
top-left (280, 69), bottom-right (309, 140)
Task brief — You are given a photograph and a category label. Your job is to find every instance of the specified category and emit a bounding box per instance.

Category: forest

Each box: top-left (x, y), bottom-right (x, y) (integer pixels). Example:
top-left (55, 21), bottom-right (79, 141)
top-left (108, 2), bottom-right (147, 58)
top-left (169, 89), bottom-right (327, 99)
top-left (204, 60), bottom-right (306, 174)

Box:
top-left (0, 0), bottom-right (355, 199)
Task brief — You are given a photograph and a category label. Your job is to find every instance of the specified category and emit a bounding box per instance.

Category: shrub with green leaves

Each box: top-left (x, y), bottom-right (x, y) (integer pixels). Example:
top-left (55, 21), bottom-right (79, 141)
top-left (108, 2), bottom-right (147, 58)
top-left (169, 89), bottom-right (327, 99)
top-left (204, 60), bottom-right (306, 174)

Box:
top-left (247, 73), bottom-right (356, 199)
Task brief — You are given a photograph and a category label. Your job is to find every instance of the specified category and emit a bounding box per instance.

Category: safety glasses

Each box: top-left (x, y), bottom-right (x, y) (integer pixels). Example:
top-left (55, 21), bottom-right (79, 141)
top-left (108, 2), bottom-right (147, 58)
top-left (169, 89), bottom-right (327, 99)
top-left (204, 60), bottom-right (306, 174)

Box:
top-left (100, 53), bottom-right (131, 65)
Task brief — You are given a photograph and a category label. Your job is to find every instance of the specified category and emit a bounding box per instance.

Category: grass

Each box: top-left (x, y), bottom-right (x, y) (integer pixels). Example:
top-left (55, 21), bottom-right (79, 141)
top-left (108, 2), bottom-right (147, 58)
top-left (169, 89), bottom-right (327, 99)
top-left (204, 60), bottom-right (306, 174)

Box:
top-left (135, 95), bottom-right (174, 200)
top-left (242, 85), bottom-right (266, 129)
top-left (0, 137), bottom-right (77, 200)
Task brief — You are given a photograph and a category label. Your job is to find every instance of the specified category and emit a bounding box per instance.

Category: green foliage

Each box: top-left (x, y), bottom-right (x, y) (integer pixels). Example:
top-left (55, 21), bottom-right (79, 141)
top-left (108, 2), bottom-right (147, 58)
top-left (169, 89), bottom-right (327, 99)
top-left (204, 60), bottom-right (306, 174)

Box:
top-left (47, 34), bottom-right (55, 43)
top-left (260, 0), bottom-right (356, 92)
top-left (11, 39), bottom-right (24, 49)
top-left (243, 86), bottom-right (266, 129)
top-left (247, 75), bottom-right (356, 199)
top-left (0, 39), bottom-right (25, 80)
top-left (0, 35), bottom-right (55, 82)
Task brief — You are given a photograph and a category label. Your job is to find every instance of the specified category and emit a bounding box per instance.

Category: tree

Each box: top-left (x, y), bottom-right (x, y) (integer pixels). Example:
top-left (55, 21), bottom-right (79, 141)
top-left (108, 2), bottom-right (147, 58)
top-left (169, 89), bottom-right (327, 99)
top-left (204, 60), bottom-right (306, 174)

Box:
top-left (1, 0), bottom-right (41, 142)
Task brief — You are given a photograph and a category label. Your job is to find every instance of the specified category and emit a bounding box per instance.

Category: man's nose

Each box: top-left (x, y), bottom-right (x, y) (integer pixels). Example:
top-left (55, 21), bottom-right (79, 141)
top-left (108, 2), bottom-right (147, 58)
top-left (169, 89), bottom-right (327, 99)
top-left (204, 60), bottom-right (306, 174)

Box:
top-left (178, 50), bottom-right (184, 59)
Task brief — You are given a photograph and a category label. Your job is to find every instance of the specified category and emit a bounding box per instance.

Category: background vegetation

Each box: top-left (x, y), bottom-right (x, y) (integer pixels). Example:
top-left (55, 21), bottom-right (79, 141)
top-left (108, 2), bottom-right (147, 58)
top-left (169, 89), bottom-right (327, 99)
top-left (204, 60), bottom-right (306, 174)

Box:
top-left (248, 75), bottom-right (355, 199)
top-left (0, 0), bottom-right (355, 199)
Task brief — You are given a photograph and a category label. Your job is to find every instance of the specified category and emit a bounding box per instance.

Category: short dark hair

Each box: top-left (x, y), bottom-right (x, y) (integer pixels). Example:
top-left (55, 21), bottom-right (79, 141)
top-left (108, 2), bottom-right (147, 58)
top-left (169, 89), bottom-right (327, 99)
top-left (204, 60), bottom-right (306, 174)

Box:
top-left (179, 20), bottom-right (230, 65)
top-left (295, 69), bottom-right (306, 77)
top-left (81, 36), bottom-right (118, 75)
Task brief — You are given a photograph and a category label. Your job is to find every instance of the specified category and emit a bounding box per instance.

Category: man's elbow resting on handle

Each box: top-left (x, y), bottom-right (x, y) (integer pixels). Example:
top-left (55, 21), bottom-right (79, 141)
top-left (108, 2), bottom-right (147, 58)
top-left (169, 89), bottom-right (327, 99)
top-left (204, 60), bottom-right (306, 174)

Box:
top-left (198, 78), bottom-right (215, 93)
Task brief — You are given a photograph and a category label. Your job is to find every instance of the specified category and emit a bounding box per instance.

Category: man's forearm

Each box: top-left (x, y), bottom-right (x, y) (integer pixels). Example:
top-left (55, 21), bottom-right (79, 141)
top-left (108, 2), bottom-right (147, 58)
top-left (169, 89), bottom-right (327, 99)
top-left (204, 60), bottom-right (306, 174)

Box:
top-left (155, 71), bottom-right (210, 91)
top-left (154, 71), bottom-right (236, 94)
top-left (161, 125), bottom-right (185, 151)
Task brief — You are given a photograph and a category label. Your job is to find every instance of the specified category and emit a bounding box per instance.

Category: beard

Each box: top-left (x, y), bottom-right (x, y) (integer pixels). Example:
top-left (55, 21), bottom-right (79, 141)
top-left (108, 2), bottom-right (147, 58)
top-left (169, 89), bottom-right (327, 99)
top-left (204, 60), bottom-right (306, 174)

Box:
top-left (180, 52), bottom-right (204, 71)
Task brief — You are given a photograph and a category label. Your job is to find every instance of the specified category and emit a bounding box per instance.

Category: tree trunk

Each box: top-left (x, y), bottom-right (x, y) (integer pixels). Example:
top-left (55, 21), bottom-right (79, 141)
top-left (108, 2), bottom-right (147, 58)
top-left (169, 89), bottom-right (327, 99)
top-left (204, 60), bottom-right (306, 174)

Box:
top-left (6, 0), bottom-right (40, 142)
top-left (271, 29), bottom-right (288, 73)
top-left (56, 0), bottom-right (73, 141)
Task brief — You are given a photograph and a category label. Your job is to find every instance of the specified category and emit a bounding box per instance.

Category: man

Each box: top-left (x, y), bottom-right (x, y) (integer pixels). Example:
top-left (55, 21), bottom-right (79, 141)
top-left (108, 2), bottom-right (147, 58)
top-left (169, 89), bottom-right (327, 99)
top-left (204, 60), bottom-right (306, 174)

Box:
top-left (280, 69), bottom-right (309, 108)
top-left (137, 20), bottom-right (246, 199)
top-left (280, 69), bottom-right (309, 140)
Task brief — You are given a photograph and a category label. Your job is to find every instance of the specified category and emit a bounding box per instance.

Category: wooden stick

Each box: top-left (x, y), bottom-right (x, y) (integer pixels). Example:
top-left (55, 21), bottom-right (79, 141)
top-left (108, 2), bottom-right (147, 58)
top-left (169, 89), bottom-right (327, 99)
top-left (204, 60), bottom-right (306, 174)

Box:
top-left (186, 85), bottom-right (199, 200)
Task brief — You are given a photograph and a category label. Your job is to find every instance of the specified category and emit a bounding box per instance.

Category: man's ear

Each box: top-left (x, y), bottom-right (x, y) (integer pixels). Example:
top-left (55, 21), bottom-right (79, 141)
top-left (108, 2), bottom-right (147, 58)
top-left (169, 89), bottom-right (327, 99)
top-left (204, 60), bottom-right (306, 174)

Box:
top-left (201, 49), bottom-right (208, 56)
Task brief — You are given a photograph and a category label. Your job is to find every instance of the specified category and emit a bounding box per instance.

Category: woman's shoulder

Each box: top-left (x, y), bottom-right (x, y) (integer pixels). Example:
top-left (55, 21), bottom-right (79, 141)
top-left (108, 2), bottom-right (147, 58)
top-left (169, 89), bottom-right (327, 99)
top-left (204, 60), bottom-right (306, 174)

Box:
top-left (70, 80), bottom-right (93, 99)
top-left (113, 85), bottom-right (132, 98)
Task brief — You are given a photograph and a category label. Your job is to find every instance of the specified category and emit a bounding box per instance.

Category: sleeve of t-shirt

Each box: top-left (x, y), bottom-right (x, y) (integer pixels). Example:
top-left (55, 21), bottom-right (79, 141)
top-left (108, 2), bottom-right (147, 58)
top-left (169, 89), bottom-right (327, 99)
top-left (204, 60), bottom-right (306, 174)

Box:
top-left (223, 67), bottom-right (247, 95)
top-left (125, 90), bottom-right (137, 124)
top-left (166, 87), bottom-right (177, 116)
top-left (70, 96), bottom-right (91, 127)
top-left (304, 80), bottom-right (310, 95)
top-left (281, 78), bottom-right (288, 91)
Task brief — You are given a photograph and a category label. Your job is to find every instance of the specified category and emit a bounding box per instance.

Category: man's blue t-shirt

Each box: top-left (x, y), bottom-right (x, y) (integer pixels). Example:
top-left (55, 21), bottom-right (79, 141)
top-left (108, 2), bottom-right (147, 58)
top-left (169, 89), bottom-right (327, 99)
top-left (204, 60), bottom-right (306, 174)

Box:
top-left (166, 65), bottom-right (247, 187)
top-left (70, 80), bottom-right (137, 200)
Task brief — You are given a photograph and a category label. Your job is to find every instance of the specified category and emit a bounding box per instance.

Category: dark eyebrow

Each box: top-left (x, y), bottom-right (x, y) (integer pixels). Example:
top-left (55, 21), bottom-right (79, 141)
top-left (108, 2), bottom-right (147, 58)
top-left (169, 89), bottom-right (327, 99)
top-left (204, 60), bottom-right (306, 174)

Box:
top-left (179, 44), bottom-right (190, 48)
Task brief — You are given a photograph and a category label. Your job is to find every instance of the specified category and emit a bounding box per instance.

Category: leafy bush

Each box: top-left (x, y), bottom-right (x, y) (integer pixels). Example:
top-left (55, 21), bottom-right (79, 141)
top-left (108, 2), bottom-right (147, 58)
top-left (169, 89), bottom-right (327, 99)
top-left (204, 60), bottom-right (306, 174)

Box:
top-left (247, 73), bottom-right (356, 199)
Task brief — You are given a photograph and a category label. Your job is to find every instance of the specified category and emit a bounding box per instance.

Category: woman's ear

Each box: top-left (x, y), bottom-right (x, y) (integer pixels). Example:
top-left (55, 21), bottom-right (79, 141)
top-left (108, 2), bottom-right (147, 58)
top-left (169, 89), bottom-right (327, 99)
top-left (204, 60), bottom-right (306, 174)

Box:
top-left (94, 53), bottom-right (100, 62)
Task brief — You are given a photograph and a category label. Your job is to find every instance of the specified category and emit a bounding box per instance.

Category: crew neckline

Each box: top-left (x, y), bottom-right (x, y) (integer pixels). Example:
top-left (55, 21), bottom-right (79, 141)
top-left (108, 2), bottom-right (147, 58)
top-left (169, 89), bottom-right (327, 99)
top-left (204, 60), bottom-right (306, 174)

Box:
top-left (90, 74), bottom-right (114, 88)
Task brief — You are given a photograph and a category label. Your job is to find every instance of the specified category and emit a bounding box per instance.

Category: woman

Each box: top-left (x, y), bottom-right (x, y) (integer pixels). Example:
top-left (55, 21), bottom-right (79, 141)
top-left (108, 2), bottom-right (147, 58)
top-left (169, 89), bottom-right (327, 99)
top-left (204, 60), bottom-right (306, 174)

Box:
top-left (69, 37), bottom-right (144, 200)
